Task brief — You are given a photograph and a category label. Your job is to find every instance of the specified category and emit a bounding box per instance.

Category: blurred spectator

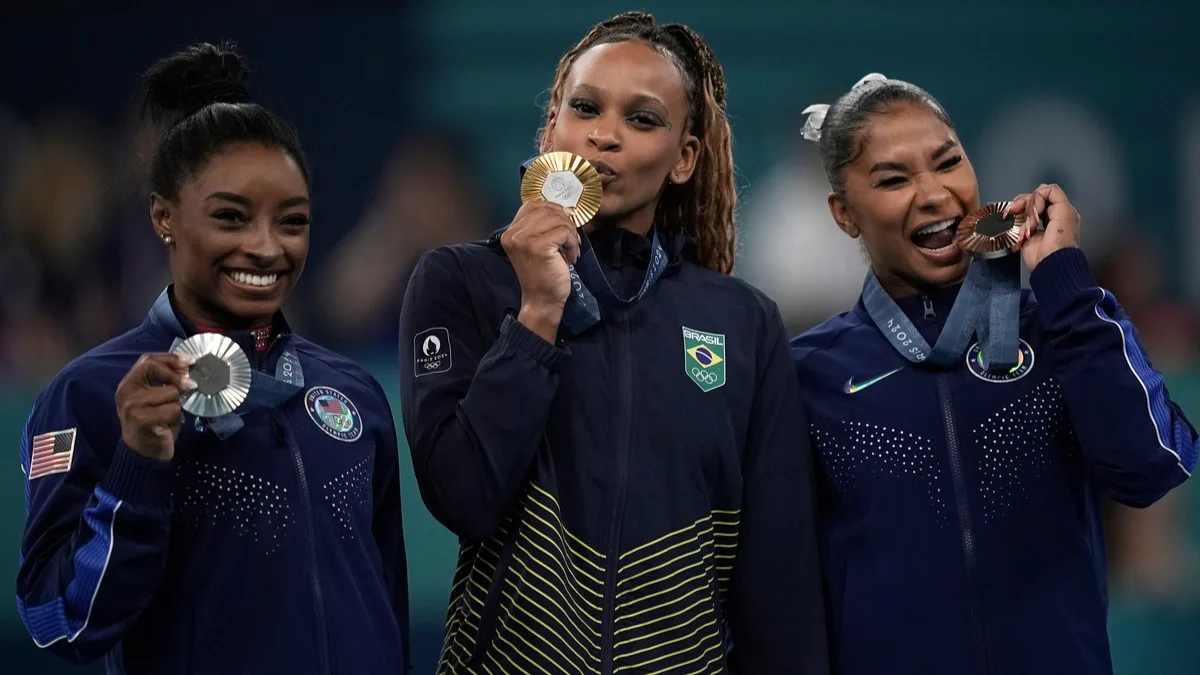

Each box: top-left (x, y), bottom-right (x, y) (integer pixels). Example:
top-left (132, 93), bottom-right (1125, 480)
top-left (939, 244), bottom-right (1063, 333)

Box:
top-left (313, 127), bottom-right (492, 351)
top-left (0, 112), bottom-right (120, 385)
top-left (104, 103), bottom-right (173, 330)
top-left (737, 125), bottom-right (868, 335)
top-left (1092, 229), bottom-right (1200, 602)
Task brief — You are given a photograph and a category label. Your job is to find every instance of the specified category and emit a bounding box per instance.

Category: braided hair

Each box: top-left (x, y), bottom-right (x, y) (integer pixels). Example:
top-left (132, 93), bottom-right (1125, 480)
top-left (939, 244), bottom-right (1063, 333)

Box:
top-left (538, 12), bottom-right (737, 275)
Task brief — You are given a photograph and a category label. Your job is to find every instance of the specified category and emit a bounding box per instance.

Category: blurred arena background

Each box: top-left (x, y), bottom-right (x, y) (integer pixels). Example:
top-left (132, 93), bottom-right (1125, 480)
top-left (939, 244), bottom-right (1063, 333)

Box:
top-left (2, 1), bottom-right (1198, 672)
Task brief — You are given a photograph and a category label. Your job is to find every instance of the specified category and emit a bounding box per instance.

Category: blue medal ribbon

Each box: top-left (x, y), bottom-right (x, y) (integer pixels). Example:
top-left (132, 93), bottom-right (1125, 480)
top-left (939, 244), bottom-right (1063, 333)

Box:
top-left (519, 157), bottom-right (669, 335)
top-left (149, 288), bottom-right (304, 439)
top-left (861, 255), bottom-right (1021, 371)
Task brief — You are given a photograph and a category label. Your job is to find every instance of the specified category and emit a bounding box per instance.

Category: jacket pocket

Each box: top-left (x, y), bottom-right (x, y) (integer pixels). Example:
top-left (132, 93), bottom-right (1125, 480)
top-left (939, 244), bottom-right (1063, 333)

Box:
top-left (467, 525), bottom-right (521, 667)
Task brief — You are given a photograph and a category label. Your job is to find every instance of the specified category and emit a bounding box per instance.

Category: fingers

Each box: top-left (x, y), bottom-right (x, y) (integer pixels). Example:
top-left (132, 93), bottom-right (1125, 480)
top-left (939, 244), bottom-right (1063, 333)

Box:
top-left (504, 201), bottom-right (582, 263)
top-left (1029, 183), bottom-right (1072, 229)
top-left (510, 201), bottom-right (576, 237)
top-left (137, 354), bottom-right (196, 391)
top-left (1002, 194), bottom-right (1029, 219)
top-left (142, 383), bottom-right (187, 407)
top-left (123, 399), bottom-right (183, 435)
top-left (118, 354), bottom-right (196, 413)
top-left (556, 225), bottom-right (582, 264)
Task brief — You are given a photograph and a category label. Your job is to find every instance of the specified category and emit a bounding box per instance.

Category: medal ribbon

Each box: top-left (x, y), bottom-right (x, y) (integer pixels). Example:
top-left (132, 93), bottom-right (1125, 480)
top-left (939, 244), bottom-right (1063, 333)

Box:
top-left (861, 255), bottom-right (1020, 370)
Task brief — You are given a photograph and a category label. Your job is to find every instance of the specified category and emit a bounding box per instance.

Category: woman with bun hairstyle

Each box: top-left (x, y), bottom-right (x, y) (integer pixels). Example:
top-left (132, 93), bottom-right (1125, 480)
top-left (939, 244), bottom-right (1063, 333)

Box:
top-left (791, 73), bottom-right (1198, 675)
top-left (16, 43), bottom-right (411, 674)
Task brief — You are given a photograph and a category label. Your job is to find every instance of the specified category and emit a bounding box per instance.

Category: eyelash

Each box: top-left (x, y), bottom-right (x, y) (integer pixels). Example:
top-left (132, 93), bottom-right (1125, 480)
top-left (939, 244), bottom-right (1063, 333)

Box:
top-left (211, 210), bottom-right (311, 228)
top-left (566, 98), bottom-right (666, 129)
top-left (873, 154), bottom-right (964, 188)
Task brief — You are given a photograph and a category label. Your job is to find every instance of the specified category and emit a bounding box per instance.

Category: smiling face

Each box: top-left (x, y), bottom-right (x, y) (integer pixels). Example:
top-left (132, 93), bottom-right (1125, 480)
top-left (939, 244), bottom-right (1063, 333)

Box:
top-left (151, 142), bottom-right (311, 329)
top-left (542, 40), bottom-right (700, 233)
top-left (828, 101), bottom-right (981, 298)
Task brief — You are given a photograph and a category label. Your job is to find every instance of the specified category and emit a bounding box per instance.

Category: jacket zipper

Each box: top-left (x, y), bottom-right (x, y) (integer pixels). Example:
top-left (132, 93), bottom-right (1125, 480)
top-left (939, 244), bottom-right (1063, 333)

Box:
top-left (935, 371), bottom-right (989, 674)
top-left (277, 415), bottom-right (333, 675)
top-left (600, 312), bottom-right (634, 674)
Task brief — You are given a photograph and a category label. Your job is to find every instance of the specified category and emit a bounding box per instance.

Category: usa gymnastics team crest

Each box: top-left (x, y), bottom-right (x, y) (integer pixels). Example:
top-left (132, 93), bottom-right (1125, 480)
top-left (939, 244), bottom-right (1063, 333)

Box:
top-left (966, 339), bottom-right (1035, 383)
top-left (683, 326), bottom-right (726, 392)
top-left (305, 387), bottom-right (363, 442)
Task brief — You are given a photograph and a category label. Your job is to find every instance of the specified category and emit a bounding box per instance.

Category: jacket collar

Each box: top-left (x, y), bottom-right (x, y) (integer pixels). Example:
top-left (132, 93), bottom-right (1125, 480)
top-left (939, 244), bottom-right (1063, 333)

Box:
top-left (145, 285), bottom-right (293, 358)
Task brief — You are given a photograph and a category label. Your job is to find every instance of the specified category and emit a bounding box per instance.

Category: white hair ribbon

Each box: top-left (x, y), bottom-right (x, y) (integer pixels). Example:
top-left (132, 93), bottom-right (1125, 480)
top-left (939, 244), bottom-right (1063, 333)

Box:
top-left (800, 72), bottom-right (889, 142)
top-left (800, 104), bottom-right (829, 142)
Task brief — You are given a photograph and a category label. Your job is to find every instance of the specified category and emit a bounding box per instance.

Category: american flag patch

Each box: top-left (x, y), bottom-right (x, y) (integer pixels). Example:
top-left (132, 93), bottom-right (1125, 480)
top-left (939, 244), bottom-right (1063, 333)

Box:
top-left (319, 399), bottom-right (346, 415)
top-left (29, 428), bottom-right (76, 480)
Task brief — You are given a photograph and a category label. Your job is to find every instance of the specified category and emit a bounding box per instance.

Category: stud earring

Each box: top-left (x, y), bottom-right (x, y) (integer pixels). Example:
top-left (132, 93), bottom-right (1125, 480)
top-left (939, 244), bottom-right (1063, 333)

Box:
top-left (161, 234), bottom-right (174, 247)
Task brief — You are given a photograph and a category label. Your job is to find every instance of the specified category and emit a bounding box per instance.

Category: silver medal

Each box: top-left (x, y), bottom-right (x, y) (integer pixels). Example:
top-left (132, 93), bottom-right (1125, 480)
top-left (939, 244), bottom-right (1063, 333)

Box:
top-left (172, 333), bottom-right (252, 418)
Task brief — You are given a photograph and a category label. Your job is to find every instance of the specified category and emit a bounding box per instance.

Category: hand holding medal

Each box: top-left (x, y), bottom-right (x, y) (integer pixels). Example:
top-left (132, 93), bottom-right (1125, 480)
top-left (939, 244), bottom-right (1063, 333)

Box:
top-left (1003, 183), bottom-right (1082, 272)
top-left (114, 352), bottom-right (198, 460)
top-left (503, 151), bottom-right (603, 342)
top-left (510, 150), bottom-right (670, 338)
top-left (955, 183), bottom-right (1081, 273)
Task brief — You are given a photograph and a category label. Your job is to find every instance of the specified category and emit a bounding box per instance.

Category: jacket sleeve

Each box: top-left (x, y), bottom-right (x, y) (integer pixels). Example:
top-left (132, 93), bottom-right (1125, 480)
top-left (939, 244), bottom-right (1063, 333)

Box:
top-left (397, 247), bottom-right (570, 541)
top-left (369, 379), bottom-right (412, 673)
top-left (728, 302), bottom-right (831, 675)
top-left (1029, 246), bottom-right (1198, 507)
top-left (16, 374), bottom-right (175, 664)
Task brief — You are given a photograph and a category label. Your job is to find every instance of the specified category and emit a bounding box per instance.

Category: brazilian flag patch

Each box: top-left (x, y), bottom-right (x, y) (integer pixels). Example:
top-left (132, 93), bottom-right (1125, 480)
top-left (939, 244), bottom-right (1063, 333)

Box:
top-left (683, 326), bottom-right (726, 392)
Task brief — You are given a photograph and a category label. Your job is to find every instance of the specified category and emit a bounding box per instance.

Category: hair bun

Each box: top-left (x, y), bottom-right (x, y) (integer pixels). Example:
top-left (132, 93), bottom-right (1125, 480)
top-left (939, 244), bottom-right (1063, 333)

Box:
top-left (139, 41), bottom-right (251, 126)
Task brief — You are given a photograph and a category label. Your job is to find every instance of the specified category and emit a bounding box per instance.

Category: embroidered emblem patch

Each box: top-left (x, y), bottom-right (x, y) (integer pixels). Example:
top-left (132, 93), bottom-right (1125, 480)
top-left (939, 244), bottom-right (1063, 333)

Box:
top-left (966, 339), bottom-right (1035, 383)
top-left (305, 387), bottom-right (363, 442)
top-left (28, 428), bottom-right (76, 480)
top-left (683, 326), bottom-right (726, 392)
top-left (414, 327), bottom-right (452, 377)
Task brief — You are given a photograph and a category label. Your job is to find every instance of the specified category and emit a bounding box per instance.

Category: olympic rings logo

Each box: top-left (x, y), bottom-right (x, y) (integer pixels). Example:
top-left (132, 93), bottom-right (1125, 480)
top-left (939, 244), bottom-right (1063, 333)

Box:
top-left (423, 362), bottom-right (440, 370)
top-left (691, 367), bottom-right (718, 384)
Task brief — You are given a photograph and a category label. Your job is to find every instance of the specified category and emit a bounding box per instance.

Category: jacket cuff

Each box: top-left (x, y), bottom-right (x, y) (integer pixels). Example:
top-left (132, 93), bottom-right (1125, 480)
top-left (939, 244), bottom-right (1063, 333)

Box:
top-left (1028, 247), bottom-right (1097, 320)
top-left (100, 441), bottom-right (174, 511)
top-left (499, 312), bottom-right (570, 373)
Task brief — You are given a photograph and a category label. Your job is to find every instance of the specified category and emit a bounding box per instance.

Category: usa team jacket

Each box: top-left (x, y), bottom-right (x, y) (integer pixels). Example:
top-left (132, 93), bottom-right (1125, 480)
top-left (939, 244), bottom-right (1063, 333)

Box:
top-left (17, 288), bottom-right (411, 674)
top-left (398, 226), bottom-right (830, 675)
top-left (791, 248), bottom-right (1198, 675)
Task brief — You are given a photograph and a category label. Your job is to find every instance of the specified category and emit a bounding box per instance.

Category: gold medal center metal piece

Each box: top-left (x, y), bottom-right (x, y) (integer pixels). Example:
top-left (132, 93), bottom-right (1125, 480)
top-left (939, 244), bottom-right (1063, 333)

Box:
top-left (520, 151), bottom-right (603, 228)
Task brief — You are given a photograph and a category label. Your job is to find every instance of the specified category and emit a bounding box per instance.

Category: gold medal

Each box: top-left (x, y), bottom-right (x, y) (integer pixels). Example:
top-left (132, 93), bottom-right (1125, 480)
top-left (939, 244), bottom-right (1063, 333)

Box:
top-left (519, 151), bottom-right (603, 228)
top-left (955, 201), bottom-right (1027, 259)
top-left (173, 333), bottom-right (252, 418)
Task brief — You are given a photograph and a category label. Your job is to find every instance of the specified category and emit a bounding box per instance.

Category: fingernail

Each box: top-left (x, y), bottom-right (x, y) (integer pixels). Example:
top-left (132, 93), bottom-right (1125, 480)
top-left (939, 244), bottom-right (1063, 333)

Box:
top-left (182, 377), bottom-right (198, 391)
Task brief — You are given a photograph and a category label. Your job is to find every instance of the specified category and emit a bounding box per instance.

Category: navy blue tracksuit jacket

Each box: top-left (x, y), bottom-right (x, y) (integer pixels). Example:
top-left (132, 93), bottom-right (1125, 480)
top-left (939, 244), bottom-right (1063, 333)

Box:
top-left (17, 288), bottom-right (411, 674)
top-left (792, 248), bottom-right (1198, 675)
top-left (398, 227), bottom-right (829, 674)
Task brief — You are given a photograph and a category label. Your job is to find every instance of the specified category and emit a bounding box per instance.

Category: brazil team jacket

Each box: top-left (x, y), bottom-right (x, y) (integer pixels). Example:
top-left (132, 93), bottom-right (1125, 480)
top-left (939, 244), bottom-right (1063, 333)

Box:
top-left (791, 248), bottom-right (1198, 675)
top-left (16, 287), bottom-right (411, 674)
top-left (398, 226), bottom-right (830, 675)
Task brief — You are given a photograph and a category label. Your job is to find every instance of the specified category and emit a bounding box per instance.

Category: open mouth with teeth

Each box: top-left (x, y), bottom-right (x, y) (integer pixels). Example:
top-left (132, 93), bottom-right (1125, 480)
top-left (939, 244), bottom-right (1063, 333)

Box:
top-left (911, 217), bottom-right (962, 251)
top-left (225, 270), bottom-right (281, 288)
